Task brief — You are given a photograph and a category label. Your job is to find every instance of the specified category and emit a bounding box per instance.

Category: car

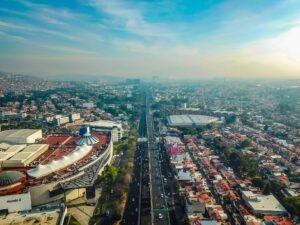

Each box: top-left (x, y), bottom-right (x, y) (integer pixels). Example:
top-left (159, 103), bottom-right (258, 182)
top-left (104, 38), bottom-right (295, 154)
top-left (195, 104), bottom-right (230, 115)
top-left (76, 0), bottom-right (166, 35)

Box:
top-left (158, 213), bottom-right (163, 219)
top-left (160, 193), bottom-right (164, 198)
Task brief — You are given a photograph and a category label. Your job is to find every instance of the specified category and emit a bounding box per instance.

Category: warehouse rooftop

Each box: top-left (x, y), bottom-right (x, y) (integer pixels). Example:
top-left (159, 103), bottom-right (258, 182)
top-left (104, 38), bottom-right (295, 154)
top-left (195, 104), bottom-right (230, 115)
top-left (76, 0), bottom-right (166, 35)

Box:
top-left (168, 115), bottom-right (220, 127)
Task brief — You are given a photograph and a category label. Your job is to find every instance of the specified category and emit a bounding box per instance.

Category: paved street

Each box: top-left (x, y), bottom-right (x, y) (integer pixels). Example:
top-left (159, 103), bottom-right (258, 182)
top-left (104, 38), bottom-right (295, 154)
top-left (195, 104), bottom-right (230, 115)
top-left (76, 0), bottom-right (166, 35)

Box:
top-left (68, 189), bottom-right (101, 225)
top-left (122, 88), bottom-right (183, 225)
top-left (121, 93), bottom-right (151, 225)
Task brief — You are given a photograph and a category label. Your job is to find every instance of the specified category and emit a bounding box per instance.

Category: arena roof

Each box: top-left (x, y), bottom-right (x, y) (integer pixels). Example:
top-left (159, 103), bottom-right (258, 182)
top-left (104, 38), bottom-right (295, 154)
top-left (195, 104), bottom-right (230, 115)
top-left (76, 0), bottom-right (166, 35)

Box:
top-left (168, 115), bottom-right (219, 127)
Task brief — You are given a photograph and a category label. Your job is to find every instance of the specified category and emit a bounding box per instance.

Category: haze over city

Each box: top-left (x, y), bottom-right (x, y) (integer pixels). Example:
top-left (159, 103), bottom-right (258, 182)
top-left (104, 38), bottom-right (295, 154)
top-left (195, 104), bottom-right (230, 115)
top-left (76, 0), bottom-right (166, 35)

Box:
top-left (1, 0), bottom-right (300, 79)
top-left (0, 1), bottom-right (300, 225)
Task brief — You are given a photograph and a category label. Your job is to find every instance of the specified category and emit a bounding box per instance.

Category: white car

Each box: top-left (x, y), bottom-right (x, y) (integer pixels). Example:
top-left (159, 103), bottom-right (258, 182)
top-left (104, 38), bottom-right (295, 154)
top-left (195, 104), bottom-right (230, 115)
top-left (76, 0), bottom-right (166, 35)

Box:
top-left (158, 213), bottom-right (163, 219)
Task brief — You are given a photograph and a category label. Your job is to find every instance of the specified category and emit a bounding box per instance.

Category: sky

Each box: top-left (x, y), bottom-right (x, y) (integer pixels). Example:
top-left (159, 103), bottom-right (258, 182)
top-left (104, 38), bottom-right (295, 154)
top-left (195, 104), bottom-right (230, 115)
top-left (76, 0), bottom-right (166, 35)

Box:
top-left (1, 0), bottom-right (300, 80)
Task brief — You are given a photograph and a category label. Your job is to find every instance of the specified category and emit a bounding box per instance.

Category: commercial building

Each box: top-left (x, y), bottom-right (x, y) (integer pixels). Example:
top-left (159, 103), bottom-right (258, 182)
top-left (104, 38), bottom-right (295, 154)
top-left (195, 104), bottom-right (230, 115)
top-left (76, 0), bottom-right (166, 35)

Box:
top-left (0, 129), bottom-right (42, 144)
top-left (0, 192), bottom-right (31, 213)
top-left (168, 115), bottom-right (220, 127)
top-left (83, 120), bottom-right (123, 142)
top-left (241, 191), bottom-right (287, 215)
top-left (0, 127), bottom-right (113, 219)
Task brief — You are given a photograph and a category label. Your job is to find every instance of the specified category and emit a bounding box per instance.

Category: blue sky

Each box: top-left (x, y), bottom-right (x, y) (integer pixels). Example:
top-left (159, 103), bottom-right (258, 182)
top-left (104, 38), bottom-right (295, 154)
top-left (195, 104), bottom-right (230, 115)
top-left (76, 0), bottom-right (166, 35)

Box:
top-left (1, 0), bottom-right (300, 79)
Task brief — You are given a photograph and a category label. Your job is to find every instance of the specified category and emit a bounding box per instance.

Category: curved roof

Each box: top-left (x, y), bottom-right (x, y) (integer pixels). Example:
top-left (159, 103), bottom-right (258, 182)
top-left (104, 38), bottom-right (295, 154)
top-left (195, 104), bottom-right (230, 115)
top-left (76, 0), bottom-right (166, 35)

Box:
top-left (27, 144), bottom-right (92, 179)
top-left (0, 171), bottom-right (25, 186)
top-left (76, 126), bottom-right (99, 146)
top-left (76, 135), bottom-right (99, 146)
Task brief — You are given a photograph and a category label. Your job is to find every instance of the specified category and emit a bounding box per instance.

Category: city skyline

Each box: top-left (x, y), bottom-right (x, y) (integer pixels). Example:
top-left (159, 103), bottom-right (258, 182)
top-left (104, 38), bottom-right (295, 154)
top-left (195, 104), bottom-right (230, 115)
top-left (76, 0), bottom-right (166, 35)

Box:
top-left (1, 0), bottom-right (300, 79)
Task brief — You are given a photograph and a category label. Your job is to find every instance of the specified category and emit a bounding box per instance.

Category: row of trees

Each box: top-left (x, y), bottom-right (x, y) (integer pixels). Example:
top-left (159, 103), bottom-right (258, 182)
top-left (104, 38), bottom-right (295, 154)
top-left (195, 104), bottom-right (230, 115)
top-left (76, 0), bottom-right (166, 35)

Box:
top-left (284, 196), bottom-right (300, 216)
top-left (91, 124), bottom-right (138, 224)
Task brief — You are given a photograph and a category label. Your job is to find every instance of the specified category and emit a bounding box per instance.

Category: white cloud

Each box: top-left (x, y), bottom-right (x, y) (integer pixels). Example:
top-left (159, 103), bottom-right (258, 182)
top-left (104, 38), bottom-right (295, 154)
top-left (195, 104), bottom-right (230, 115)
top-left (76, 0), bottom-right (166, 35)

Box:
top-left (89, 0), bottom-right (182, 38)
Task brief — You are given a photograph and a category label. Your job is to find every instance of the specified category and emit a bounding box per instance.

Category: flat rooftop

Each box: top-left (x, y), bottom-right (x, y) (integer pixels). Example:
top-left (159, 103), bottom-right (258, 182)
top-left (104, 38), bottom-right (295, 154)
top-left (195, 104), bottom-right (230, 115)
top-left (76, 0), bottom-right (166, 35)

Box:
top-left (83, 120), bottom-right (122, 129)
top-left (168, 115), bottom-right (219, 127)
top-left (0, 208), bottom-right (60, 225)
top-left (0, 129), bottom-right (40, 140)
top-left (1, 144), bottom-right (48, 168)
top-left (242, 191), bottom-right (287, 213)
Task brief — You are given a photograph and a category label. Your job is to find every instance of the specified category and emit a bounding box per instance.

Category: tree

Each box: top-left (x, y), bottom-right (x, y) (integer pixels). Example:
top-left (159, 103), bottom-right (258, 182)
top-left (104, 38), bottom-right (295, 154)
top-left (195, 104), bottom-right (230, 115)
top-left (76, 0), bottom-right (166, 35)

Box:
top-left (225, 115), bottom-right (236, 124)
top-left (223, 195), bottom-right (231, 205)
top-left (251, 177), bottom-right (265, 189)
top-left (264, 125), bottom-right (269, 131)
top-left (240, 139), bottom-right (252, 148)
top-left (262, 182), bottom-right (271, 195)
top-left (284, 196), bottom-right (300, 215)
top-left (108, 166), bottom-right (119, 182)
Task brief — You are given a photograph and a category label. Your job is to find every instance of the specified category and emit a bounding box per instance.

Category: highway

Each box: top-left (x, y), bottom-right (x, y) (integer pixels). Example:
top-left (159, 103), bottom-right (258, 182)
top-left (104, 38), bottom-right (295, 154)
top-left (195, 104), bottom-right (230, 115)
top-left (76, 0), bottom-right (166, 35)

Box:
top-left (122, 89), bottom-right (180, 225)
top-left (121, 93), bottom-right (151, 225)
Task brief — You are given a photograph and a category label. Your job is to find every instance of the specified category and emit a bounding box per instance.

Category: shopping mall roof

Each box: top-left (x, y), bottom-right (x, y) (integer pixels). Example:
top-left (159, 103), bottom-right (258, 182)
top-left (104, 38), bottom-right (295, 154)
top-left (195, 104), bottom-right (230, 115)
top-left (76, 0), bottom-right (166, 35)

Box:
top-left (27, 144), bottom-right (92, 178)
top-left (0, 129), bottom-right (41, 143)
top-left (0, 171), bottom-right (25, 187)
top-left (0, 144), bottom-right (26, 162)
top-left (1, 144), bottom-right (49, 168)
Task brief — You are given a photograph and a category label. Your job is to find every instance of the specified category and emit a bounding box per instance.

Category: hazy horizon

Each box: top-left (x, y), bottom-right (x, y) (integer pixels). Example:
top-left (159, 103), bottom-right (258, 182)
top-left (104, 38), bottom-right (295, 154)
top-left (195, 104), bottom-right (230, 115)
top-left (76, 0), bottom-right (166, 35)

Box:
top-left (1, 0), bottom-right (300, 79)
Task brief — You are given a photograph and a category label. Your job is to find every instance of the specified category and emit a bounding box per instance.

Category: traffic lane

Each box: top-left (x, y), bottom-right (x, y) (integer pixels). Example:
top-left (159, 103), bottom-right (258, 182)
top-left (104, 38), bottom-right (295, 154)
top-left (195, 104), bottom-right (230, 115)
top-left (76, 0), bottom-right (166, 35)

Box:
top-left (149, 152), bottom-right (169, 224)
top-left (122, 143), bottom-right (144, 225)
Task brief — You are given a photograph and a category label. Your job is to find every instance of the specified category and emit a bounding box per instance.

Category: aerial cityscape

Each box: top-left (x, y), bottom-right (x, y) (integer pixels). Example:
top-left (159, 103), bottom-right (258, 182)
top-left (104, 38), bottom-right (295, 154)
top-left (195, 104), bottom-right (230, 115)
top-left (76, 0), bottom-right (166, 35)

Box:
top-left (0, 1), bottom-right (300, 225)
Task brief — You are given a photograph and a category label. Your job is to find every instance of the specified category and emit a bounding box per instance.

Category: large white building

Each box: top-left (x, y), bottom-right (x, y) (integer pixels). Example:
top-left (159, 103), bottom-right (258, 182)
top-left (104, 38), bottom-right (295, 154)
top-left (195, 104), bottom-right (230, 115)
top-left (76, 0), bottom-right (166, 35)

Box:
top-left (0, 129), bottom-right (42, 144)
top-left (241, 191), bottom-right (287, 215)
top-left (168, 115), bottom-right (220, 127)
top-left (0, 128), bottom-right (113, 208)
top-left (83, 120), bottom-right (123, 142)
top-left (0, 192), bottom-right (32, 213)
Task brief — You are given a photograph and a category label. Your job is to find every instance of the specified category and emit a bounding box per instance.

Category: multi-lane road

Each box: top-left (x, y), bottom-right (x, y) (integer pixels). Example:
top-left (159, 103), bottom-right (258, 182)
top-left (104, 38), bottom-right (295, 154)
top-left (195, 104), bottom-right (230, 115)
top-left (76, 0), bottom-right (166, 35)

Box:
top-left (121, 95), bottom-right (151, 225)
top-left (122, 89), bottom-right (181, 225)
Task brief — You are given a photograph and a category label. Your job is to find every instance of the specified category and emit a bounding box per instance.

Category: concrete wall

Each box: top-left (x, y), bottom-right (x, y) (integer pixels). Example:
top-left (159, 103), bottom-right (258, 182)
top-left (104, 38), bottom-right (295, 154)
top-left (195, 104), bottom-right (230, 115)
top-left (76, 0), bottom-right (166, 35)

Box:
top-left (29, 182), bottom-right (64, 206)
top-left (98, 142), bottom-right (113, 176)
top-left (65, 188), bottom-right (85, 202)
